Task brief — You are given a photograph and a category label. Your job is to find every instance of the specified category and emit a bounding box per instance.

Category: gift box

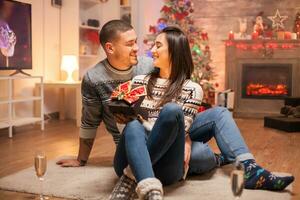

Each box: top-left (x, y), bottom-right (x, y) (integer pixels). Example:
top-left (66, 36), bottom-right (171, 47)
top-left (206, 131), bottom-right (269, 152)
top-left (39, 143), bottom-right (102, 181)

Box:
top-left (108, 81), bottom-right (148, 120)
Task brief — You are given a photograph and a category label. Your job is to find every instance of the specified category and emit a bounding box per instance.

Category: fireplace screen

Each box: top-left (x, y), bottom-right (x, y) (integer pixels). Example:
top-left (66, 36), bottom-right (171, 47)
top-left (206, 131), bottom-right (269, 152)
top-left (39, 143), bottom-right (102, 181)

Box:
top-left (242, 64), bottom-right (292, 99)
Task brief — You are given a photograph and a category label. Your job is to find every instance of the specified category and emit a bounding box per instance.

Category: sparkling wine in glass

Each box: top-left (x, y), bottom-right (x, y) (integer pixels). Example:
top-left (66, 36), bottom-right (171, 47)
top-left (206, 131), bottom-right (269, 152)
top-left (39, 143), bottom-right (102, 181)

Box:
top-left (34, 151), bottom-right (47, 200)
top-left (230, 161), bottom-right (244, 199)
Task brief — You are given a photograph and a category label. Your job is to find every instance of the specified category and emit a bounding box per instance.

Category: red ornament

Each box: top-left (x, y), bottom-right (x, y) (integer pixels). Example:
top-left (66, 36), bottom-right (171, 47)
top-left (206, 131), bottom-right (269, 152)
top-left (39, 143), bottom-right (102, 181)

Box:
top-left (201, 31), bottom-right (209, 40)
top-left (149, 26), bottom-right (157, 34)
top-left (206, 65), bottom-right (211, 71)
top-left (161, 5), bottom-right (171, 13)
top-left (174, 11), bottom-right (188, 20)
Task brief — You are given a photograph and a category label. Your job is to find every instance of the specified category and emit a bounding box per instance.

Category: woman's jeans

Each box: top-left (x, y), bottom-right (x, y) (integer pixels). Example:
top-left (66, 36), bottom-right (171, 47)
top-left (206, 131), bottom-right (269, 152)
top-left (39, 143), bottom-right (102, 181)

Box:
top-left (114, 103), bottom-right (185, 185)
top-left (114, 105), bottom-right (254, 185)
top-left (179, 106), bottom-right (254, 175)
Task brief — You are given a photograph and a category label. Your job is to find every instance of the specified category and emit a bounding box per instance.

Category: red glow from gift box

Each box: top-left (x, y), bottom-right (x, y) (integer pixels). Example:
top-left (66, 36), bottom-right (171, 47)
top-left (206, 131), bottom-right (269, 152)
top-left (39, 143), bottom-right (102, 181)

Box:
top-left (198, 106), bottom-right (206, 113)
top-left (246, 83), bottom-right (288, 96)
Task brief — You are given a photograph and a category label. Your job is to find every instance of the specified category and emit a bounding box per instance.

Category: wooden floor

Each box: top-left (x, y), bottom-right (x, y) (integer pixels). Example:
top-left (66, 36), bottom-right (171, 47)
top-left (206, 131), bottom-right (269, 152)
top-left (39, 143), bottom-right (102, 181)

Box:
top-left (0, 118), bottom-right (299, 200)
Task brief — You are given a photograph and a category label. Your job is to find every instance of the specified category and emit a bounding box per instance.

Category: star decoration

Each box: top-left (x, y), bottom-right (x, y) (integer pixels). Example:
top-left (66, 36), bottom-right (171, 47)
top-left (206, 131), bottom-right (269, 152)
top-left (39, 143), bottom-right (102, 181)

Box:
top-left (268, 9), bottom-right (288, 31)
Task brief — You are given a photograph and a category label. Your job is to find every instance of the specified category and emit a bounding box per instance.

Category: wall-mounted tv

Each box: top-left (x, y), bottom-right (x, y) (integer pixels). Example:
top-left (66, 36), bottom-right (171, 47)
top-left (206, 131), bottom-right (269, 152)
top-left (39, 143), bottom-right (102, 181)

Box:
top-left (0, 0), bottom-right (32, 74)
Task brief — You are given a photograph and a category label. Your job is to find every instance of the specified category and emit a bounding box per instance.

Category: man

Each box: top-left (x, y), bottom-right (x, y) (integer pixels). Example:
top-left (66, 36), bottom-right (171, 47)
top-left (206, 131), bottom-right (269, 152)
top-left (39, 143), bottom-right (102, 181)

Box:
top-left (57, 20), bottom-right (153, 167)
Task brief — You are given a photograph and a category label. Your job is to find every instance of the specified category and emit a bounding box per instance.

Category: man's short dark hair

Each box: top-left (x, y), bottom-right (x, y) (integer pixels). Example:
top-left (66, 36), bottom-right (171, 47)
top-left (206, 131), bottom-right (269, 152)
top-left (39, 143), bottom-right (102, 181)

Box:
top-left (99, 20), bottom-right (133, 48)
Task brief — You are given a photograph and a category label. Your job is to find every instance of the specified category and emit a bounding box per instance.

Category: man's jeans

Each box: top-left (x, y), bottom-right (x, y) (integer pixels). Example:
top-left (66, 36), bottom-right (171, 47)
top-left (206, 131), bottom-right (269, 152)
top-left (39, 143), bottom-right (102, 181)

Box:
top-left (189, 106), bottom-right (255, 168)
top-left (114, 103), bottom-right (185, 185)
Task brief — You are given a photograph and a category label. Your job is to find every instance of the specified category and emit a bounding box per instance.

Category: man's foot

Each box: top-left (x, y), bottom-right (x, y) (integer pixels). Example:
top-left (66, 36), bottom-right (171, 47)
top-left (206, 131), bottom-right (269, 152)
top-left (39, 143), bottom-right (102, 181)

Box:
top-left (242, 159), bottom-right (294, 191)
top-left (109, 174), bottom-right (137, 200)
top-left (214, 153), bottom-right (232, 167)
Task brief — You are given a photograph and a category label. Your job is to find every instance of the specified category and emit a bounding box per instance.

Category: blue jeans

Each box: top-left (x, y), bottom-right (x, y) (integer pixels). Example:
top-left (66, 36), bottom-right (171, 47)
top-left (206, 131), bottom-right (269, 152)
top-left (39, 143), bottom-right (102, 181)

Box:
top-left (114, 105), bottom-right (254, 185)
top-left (114, 103), bottom-right (186, 185)
top-left (190, 107), bottom-right (254, 163)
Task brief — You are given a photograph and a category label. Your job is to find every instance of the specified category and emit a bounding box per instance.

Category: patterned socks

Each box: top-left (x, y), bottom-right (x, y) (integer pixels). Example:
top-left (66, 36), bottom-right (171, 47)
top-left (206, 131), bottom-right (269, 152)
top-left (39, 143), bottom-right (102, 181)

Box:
top-left (109, 174), bottom-right (137, 200)
top-left (144, 190), bottom-right (163, 200)
top-left (242, 159), bottom-right (294, 191)
top-left (214, 153), bottom-right (232, 167)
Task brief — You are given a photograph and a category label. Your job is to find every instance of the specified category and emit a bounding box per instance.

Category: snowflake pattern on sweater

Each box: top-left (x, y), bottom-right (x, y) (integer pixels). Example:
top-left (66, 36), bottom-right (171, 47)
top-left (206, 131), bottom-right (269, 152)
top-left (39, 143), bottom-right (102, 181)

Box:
top-left (123, 75), bottom-right (203, 133)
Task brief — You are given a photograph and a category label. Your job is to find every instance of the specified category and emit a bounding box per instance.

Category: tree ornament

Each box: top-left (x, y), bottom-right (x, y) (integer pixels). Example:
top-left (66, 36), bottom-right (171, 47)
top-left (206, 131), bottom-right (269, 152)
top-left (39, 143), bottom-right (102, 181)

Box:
top-left (201, 31), bottom-right (209, 40)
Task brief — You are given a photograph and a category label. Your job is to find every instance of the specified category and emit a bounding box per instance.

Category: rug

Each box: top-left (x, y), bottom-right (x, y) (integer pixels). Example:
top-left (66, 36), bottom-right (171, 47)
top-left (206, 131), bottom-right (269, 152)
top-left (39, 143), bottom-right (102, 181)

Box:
top-left (0, 157), bottom-right (293, 200)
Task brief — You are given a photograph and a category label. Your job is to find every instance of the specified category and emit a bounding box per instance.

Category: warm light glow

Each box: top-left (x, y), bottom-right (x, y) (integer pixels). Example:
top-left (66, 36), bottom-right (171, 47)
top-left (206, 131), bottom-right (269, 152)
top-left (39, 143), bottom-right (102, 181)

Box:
top-left (246, 83), bottom-right (288, 96)
top-left (61, 55), bottom-right (78, 82)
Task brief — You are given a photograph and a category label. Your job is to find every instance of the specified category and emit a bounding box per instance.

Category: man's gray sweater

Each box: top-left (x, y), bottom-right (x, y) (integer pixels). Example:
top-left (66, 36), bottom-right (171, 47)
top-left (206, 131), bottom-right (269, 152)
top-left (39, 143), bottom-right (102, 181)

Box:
top-left (80, 57), bottom-right (153, 144)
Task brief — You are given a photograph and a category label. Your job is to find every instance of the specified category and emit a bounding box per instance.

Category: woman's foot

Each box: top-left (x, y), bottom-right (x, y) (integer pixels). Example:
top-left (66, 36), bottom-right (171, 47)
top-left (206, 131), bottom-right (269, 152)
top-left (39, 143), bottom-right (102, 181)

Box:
top-left (242, 159), bottom-right (294, 191)
top-left (144, 190), bottom-right (163, 200)
top-left (136, 178), bottom-right (163, 200)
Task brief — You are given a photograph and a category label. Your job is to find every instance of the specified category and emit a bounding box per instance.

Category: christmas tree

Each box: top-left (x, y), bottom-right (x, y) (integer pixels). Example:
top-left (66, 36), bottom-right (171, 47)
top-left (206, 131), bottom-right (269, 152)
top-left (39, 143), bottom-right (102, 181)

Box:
top-left (294, 12), bottom-right (300, 34)
top-left (144, 0), bottom-right (217, 104)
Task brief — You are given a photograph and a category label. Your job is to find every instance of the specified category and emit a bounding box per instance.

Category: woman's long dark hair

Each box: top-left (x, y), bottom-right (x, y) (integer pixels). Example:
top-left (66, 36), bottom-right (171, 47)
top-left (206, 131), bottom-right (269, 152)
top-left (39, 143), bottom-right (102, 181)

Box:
top-left (146, 26), bottom-right (194, 107)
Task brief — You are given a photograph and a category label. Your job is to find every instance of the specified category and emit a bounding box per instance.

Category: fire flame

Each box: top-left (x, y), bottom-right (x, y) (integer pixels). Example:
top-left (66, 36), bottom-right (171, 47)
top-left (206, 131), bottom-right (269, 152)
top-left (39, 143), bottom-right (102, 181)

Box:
top-left (246, 83), bottom-right (288, 96)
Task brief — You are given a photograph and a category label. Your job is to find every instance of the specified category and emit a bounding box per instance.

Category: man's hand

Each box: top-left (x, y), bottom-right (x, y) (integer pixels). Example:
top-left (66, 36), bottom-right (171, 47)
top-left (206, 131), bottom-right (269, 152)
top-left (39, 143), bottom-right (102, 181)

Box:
top-left (184, 135), bottom-right (192, 170)
top-left (56, 158), bottom-right (81, 167)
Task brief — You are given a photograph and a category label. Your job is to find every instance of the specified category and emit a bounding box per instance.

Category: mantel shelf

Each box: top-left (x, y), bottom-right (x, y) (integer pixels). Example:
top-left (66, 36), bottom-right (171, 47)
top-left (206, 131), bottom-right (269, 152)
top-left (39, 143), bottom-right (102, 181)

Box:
top-left (223, 39), bottom-right (300, 44)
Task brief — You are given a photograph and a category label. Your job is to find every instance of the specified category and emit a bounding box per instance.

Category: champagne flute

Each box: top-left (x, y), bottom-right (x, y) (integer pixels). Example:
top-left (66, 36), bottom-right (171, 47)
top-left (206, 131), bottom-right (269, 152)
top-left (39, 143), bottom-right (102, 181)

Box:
top-left (230, 160), bottom-right (244, 199)
top-left (34, 151), bottom-right (47, 200)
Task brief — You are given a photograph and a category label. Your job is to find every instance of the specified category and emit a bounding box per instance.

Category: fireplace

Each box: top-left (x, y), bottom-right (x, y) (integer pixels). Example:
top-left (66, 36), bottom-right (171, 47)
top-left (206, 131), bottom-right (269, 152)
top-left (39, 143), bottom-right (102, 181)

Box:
top-left (242, 64), bottom-right (292, 99)
top-left (225, 40), bottom-right (300, 118)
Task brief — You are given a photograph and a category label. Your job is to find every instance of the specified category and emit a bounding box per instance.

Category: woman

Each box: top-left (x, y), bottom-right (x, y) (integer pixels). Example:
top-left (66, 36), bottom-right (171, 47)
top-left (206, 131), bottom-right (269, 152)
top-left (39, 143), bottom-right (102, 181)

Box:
top-left (109, 26), bottom-right (295, 200)
top-left (110, 26), bottom-right (200, 200)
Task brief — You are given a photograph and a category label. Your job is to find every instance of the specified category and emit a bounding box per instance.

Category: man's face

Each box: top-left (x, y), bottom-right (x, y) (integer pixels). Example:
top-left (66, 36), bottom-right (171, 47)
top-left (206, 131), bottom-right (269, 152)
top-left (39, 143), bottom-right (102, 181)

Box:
top-left (111, 29), bottom-right (138, 67)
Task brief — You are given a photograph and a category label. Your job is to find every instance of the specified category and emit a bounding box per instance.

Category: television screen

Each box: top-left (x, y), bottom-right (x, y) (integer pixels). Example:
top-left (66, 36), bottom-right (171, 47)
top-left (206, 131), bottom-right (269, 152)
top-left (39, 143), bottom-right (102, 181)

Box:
top-left (0, 0), bottom-right (32, 70)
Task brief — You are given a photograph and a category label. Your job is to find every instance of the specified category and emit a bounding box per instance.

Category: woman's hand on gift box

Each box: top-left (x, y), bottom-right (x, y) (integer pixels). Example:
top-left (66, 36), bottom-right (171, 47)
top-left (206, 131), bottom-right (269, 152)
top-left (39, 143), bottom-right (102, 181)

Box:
top-left (114, 113), bottom-right (136, 124)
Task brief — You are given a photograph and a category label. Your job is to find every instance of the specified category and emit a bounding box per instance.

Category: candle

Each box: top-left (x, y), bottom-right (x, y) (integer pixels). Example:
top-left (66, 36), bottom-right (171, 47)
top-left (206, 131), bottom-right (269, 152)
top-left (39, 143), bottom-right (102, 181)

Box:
top-left (277, 31), bottom-right (285, 40)
top-left (284, 32), bottom-right (291, 40)
top-left (291, 33), bottom-right (297, 40)
top-left (228, 31), bottom-right (234, 40)
top-left (251, 31), bottom-right (258, 40)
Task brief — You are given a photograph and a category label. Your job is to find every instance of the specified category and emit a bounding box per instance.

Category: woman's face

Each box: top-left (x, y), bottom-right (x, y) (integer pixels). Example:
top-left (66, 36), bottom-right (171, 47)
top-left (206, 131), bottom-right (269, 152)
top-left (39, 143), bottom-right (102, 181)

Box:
top-left (151, 33), bottom-right (170, 70)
